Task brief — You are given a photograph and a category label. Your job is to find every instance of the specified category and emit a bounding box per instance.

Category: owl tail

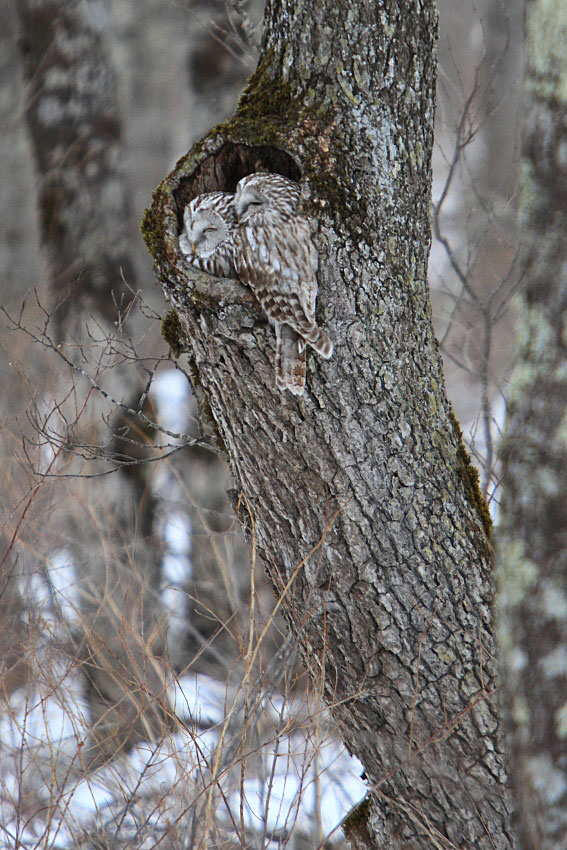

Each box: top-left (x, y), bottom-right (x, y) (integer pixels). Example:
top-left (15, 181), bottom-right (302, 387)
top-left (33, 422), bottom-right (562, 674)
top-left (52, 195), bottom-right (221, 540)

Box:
top-left (303, 325), bottom-right (334, 360)
top-left (275, 324), bottom-right (306, 396)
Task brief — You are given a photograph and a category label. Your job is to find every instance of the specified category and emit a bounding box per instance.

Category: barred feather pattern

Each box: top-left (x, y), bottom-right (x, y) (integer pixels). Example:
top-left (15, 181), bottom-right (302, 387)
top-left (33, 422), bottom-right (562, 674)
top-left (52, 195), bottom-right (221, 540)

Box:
top-left (275, 324), bottom-right (306, 396)
top-left (234, 173), bottom-right (333, 395)
top-left (179, 192), bottom-right (237, 279)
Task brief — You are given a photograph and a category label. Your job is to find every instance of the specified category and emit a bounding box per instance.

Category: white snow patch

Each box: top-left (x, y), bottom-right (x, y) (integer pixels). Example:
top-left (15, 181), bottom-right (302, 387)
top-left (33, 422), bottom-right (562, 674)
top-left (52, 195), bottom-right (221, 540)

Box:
top-left (152, 368), bottom-right (191, 433)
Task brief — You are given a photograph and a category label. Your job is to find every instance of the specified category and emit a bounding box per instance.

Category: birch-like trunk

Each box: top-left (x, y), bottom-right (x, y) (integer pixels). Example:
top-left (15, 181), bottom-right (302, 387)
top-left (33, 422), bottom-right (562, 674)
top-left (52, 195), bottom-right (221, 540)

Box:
top-left (496, 3), bottom-right (567, 849)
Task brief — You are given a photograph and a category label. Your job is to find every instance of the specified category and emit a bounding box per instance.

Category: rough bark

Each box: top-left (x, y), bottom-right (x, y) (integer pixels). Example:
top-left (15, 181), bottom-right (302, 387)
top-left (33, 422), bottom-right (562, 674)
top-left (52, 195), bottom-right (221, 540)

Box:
top-left (144, 1), bottom-right (515, 846)
top-left (496, 3), bottom-right (567, 849)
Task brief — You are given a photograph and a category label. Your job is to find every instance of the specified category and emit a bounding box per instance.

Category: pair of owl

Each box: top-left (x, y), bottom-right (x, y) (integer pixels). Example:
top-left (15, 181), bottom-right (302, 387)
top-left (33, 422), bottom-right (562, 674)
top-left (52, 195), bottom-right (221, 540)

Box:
top-left (179, 172), bottom-right (333, 396)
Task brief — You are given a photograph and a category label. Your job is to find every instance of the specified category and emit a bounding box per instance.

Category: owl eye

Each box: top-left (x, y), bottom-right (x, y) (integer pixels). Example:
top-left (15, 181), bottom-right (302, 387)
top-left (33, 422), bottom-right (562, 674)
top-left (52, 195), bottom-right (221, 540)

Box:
top-left (240, 200), bottom-right (262, 217)
top-left (202, 226), bottom-right (216, 234)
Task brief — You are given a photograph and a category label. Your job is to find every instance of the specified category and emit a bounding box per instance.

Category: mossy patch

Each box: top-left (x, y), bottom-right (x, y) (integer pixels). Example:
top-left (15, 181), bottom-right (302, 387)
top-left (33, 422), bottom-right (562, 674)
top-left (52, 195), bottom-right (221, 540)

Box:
top-left (343, 795), bottom-right (372, 844)
top-left (161, 309), bottom-right (184, 358)
top-left (218, 51), bottom-right (303, 147)
top-left (140, 192), bottom-right (170, 278)
top-left (450, 409), bottom-right (492, 539)
top-left (141, 207), bottom-right (159, 258)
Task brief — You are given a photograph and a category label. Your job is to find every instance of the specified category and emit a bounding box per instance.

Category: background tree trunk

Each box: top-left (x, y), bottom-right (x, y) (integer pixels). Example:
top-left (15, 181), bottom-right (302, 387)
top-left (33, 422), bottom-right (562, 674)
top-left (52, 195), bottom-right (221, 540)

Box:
top-left (15, 0), bottom-right (169, 767)
top-left (16, 0), bottom-right (135, 334)
top-left (144, 1), bottom-right (516, 846)
top-left (496, 3), bottom-right (567, 849)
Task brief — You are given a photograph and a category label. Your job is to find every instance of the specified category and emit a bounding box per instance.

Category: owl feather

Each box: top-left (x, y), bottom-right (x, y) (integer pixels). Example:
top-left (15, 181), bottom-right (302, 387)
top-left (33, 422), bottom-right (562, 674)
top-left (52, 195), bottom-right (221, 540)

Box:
top-left (179, 192), bottom-right (237, 279)
top-left (233, 173), bottom-right (333, 396)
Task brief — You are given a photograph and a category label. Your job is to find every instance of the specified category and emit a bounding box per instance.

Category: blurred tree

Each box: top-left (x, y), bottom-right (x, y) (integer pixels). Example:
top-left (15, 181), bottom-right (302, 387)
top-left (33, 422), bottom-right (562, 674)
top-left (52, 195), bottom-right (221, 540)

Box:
top-left (496, 2), bottom-right (567, 849)
top-left (432, 0), bottom-right (523, 496)
top-left (12, 0), bottom-right (263, 772)
top-left (144, 0), bottom-right (516, 846)
top-left (16, 0), bottom-right (135, 334)
top-left (15, 0), bottom-right (169, 766)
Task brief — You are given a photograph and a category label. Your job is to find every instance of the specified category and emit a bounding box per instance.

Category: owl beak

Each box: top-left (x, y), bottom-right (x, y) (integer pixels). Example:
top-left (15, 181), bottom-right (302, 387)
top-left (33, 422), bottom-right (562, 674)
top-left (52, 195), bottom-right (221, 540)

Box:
top-left (191, 242), bottom-right (197, 254)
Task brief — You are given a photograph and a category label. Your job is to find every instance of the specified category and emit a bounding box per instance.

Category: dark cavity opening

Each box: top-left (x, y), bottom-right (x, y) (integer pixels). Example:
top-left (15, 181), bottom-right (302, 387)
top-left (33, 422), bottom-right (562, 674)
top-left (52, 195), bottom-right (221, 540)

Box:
top-left (173, 143), bottom-right (301, 230)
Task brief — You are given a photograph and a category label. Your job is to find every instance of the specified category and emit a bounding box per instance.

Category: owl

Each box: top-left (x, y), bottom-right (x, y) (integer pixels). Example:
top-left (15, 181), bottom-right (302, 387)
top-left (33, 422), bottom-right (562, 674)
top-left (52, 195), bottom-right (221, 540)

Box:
top-left (233, 172), bottom-right (333, 396)
top-left (179, 192), bottom-right (237, 278)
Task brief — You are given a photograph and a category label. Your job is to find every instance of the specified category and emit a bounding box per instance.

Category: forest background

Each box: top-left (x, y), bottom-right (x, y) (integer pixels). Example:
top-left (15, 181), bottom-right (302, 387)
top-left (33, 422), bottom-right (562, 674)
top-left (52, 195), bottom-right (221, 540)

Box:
top-left (2, 1), bottom-right (557, 849)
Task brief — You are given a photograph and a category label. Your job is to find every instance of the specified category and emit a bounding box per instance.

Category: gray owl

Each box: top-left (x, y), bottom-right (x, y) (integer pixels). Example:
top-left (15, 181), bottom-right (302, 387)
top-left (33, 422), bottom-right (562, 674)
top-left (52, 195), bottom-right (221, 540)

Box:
top-left (233, 172), bottom-right (333, 396)
top-left (179, 192), bottom-right (237, 278)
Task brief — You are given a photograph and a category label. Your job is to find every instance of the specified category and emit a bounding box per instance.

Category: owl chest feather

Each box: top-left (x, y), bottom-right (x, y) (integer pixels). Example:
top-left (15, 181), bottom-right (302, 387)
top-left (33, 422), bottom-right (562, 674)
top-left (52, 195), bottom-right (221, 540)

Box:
top-left (197, 241), bottom-right (236, 278)
top-left (236, 219), bottom-right (317, 315)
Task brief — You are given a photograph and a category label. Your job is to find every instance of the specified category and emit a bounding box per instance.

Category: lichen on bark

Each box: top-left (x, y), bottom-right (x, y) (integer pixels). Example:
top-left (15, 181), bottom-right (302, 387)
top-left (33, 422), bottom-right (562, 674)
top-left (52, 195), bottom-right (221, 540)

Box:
top-left (496, 3), bottom-right (567, 846)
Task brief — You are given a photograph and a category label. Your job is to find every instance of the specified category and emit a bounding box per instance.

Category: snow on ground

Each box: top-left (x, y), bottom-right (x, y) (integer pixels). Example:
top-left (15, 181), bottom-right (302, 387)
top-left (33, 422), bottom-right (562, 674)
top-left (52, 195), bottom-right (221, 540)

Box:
top-left (0, 368), bottom-right (366, 847)
top-left (0, 667), bottom-right (365, 848)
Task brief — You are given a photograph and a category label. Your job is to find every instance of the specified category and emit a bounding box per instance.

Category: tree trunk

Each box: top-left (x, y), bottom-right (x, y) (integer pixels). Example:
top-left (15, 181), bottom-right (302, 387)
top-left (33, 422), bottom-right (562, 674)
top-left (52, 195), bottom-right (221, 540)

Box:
top-left (144, 1), bottom-right (516, 846)
top-left (16, 0), bottom-right (135, 335)
top-left (496, 3), bottom-right (567, 849)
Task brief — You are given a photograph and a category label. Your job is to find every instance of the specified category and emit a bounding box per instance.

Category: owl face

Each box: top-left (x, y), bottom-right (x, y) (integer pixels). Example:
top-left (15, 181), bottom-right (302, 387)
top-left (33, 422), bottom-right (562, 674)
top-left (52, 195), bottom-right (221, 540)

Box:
top-left (179, 192), bottom-right (237, 278)
top-left (183, 205), bottom-right (232, 259)
top-left (234, 184), bottom-right (265, 224)
top-left (234, 173), bottom-right (300, 225)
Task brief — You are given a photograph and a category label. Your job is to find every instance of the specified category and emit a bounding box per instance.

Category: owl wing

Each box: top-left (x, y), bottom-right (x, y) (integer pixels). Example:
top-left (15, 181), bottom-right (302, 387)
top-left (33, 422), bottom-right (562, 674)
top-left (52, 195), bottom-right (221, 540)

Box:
top-left (275, 323), bottom-right (306, 396)
top-left (234, 218), bottom-right (318, 330)
top-left (292, 217), bottom-right (318, 321)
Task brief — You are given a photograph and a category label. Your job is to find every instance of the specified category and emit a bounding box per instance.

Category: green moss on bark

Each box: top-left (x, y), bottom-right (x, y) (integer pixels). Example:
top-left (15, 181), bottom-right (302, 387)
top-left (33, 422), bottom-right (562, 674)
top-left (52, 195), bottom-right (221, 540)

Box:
top-left (218, 51), bottom-right (303, 146)
top-left (343, 795), bottom-right (372, 845)
top-left (450, 409), bottom-right (492, 539)
top-left (161, 309), bottom-right (184, 358)
top-left (140, 198), bottom-right (169, 276)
